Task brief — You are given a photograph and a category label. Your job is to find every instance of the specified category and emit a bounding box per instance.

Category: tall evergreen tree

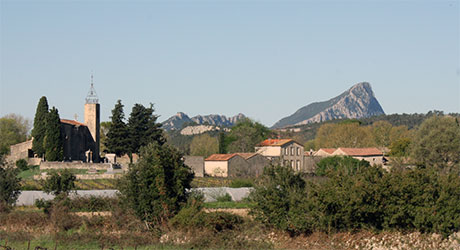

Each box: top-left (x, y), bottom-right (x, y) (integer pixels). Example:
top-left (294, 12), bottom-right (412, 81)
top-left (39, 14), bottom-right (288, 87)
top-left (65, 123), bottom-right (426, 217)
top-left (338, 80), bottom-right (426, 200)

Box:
top-left (44, 107), bottom-right (63, 161)
top-left (127, 103), bottom-right (165, 156)
top-left (31, 96), bottom-right (49, 157)
top-left (105, 100), bottom-right (128, 156)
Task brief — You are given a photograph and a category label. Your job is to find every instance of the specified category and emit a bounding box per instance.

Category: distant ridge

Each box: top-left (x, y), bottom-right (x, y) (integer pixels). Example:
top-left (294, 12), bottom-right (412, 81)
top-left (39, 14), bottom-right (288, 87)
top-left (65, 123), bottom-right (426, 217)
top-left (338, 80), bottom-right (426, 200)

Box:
top-left (162, 112), bottom-right (246, 131)
top-left (272, 82), bottom-right (385, 128)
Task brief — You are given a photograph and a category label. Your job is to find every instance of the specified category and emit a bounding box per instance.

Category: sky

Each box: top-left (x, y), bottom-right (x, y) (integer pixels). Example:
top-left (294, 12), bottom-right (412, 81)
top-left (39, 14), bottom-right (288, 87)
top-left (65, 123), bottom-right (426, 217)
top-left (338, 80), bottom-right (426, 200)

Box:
top-left (1, 0), bottom-right (459, 127)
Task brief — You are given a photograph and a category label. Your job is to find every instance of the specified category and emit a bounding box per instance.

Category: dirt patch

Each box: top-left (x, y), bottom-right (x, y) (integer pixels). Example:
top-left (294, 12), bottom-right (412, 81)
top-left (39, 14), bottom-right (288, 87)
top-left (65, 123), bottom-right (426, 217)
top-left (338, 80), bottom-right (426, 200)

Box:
top-left (204, 208), bottom-right (250, 217)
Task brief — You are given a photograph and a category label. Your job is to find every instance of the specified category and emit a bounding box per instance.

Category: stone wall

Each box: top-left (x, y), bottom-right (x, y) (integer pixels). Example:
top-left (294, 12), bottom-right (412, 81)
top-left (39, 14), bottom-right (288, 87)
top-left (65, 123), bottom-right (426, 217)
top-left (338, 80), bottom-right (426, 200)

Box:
top-left (40, 161), bottom-right (111, 170)
top-left (183, 156), bottom-right (204, 177)
top-left (302, 156), bottom-right (322, 174)
top-left (7, 140), bottom-right (33, 164)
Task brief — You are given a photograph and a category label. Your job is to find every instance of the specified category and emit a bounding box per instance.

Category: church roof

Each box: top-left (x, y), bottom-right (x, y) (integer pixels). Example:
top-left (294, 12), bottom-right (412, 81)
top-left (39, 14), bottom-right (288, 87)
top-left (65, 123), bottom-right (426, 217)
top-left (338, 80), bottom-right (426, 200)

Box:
top-left (61, 119), bottom-right (87, 127)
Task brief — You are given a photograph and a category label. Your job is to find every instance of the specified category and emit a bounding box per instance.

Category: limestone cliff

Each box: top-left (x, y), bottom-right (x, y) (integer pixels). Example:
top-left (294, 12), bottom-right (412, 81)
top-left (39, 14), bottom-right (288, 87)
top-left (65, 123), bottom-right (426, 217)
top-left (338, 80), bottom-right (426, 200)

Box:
top-left (272, 82), bottom-right (385, 128)
top-left (162, 112), bottom-right (246, 131)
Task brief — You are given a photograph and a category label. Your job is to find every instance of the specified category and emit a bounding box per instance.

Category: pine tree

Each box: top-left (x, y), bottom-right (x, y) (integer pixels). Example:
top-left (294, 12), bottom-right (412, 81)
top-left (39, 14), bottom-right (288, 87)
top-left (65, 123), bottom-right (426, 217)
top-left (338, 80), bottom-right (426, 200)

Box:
top-left (105, 100), bottom-right (128, 156)
top-left (31, 96), bottom-right (49, 157)
top-left (44, 107), bottom-right (63, 161)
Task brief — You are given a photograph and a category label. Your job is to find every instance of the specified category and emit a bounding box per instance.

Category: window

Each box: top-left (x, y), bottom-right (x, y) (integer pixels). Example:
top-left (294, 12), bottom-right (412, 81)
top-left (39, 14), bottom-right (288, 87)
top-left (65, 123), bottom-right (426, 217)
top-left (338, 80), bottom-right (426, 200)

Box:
top-left (291, 160), bottom-right (294, 168)
top-left (296, 160), bottom-right (300, 170)
top-left (297, 147), bottom-right (300, 156)
top-left (291, 147), bottom-right (294, 156)
top-left (284, 148), bottom-right (289, 155)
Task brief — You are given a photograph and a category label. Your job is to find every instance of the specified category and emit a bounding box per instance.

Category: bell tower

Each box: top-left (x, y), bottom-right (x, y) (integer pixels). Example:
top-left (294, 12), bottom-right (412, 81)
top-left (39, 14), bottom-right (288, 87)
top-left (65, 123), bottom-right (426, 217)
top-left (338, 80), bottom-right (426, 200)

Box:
top-left (84, 73), bottom-right (100, 162)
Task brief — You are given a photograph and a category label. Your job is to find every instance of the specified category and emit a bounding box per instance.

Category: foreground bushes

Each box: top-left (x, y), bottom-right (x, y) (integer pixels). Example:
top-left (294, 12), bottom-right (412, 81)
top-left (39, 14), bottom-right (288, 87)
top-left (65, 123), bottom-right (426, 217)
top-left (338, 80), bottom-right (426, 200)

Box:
top-left (250, 165), bottom-right (460, 237)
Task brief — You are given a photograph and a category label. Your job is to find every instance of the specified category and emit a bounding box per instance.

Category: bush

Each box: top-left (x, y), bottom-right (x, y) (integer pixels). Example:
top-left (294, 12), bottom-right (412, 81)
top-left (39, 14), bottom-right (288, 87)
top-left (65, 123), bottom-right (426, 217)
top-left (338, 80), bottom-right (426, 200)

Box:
top-left (42, 169), bottom-right (76, 196)
top-left (229, 178), bottom-right (253, 188)
top-left (0, 164), bottom-right (21, 210)
top-left (251, 165), bottom-right (460, 237)
top-left (249, 165), bottom-right (310, 235)
top-left (315, 156), bottom-right (370, 176)
top-left (118, 142), bottom-right (194, 229)
top-left (15, 159), bottom-right (29, 171)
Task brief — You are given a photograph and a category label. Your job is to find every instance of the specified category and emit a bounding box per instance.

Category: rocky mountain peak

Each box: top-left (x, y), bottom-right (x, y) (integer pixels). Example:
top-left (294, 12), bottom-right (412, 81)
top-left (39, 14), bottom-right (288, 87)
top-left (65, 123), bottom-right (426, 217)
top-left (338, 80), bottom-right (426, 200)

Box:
top-left (272, 82), bottom-right (384, 128)
top-left (162, 112), bottom-right (247, 131)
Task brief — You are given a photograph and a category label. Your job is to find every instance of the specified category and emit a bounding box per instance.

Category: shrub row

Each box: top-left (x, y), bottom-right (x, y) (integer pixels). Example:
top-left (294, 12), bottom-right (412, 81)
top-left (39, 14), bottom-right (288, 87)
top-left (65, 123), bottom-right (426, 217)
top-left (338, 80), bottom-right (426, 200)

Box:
top-left (250, 165), bottom-right (460, 237)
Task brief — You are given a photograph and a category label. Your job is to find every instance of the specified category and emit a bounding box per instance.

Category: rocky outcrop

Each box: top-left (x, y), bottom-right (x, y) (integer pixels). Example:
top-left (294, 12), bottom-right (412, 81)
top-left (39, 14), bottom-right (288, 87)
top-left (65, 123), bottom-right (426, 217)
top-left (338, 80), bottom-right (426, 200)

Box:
top-left (162, 112), bottom-right (246, 131)
top-left (272, 82), bottom-right (385, 128)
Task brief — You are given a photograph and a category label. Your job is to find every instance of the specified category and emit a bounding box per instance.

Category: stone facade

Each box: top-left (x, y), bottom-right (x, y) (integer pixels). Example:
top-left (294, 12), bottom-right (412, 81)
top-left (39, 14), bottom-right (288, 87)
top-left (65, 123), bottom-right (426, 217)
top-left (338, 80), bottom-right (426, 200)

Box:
top-left (84, 103), bottom-right (100, 162)
top-left (61, 120), bottom-right (98, 162)
top-left (183, 156), bottom-right (204, 177)
top-left (7, 140), bottom-right (34, 164)
top-left (255, 139), bottom-right (305, 172)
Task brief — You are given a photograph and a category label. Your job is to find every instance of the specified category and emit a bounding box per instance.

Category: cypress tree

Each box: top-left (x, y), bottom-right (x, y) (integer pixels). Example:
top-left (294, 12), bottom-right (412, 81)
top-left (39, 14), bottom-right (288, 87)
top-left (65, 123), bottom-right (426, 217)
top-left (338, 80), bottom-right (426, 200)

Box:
top-left (105, 100), bottom-right (128, 156)
top-left (44, 107), bottom-right (63, 161)
top-left (127, 103), bottom-right (165, 156)
top-left (31, 96), bottom-right (49, 157)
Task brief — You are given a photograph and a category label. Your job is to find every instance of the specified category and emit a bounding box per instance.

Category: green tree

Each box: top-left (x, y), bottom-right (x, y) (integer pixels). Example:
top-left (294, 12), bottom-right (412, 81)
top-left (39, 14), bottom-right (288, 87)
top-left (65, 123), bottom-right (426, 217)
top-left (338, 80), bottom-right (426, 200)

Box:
top-left (118, 142), bottom-right (194, 229)
top-left (226, 118), bottom-right (271, 153)
top-left (99, 121), bottom-right (111, 153)
top-left (315, 123), bottom-right (375, 148)
top-left (389, 137), bottom-right (411, 157)
top-left (31, 96), bottom-right (49, 157)
top-left (411, 116), bottom-right (460, 170)
top-left (127, 103), bottom-right (165, 159)
top-left (372, 121), bottom-right (393, 148)
top-left (44, 107), bottom-right (63, 161)
top-left (190, 134), bottom-right (219, 157)
top-left (218, 131), bottom-right (227, 154)
top-left (315, 155), bottom-right (370, 176)
top-left (0, 115), bottom-right (30, 158)
top-left (42, 169), bottom-right (76, 196)
top-left (106, 100), bottom-right (129, 156)
top-left (0, 161), bottom-right (21, 210)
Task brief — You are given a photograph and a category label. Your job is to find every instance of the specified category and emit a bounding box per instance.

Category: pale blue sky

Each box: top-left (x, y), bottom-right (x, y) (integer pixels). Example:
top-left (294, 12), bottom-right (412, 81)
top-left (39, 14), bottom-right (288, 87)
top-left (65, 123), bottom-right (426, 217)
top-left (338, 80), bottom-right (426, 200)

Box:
top-left (1, 0), bottom-right (459, 127)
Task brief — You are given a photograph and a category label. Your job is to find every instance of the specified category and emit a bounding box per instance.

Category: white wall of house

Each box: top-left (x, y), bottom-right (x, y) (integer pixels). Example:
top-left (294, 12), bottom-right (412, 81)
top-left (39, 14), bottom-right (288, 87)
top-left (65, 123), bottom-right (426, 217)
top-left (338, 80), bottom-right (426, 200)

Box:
top-left (255, 146), bottom-right (281, 157)
top-left (204, 161), bottom-right (228, 177)
top-left (314, 149), bottom-right (333, 157)
top-left (353, 156), bottom-right (383, 166)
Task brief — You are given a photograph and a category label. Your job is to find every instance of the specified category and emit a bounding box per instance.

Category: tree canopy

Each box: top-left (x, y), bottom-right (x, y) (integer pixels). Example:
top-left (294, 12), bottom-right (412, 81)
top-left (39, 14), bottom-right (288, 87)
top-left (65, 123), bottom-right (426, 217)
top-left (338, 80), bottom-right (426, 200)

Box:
top-left (31, 96), bottom-right (49, 157)
top-left (105, 100), bottom-right (129, 156)
top-left (189, 133), bottom-right (218, 157)
top-left (44, 107), bottom-right (63, 161)
top-left (118, 142), bottom-right (194, 228)
top-left (0, 114), bottom-right (30, 158)
top-left (226, 118), bottom-right (271, 153)
top-left (411, 116), bottom-right (460, 170)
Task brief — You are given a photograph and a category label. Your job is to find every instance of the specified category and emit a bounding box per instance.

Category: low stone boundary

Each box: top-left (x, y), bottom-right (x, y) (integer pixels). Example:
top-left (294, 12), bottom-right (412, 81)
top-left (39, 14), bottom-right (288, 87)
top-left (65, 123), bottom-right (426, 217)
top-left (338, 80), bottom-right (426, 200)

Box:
top-left (33, 173), bottom-right (123, 180)
top-left (40, 161), bottom-right (111, 170)
top-left (16, 188), bottom-right (253, 206)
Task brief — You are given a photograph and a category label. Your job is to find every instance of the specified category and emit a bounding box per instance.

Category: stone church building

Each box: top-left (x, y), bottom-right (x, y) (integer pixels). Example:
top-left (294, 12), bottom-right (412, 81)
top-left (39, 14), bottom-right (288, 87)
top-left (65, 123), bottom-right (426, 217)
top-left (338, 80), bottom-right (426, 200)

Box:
top-left (8, 79), bottom-right (101, 163)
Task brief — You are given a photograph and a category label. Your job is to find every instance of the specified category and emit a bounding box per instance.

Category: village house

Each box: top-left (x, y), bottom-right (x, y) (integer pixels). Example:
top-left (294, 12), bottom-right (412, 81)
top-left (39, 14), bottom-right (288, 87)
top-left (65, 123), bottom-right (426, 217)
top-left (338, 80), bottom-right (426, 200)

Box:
top-left (255, 139), bottom-right (305, 171)
top-left (332, 147), bottom-right (385, 165)
top-left (204, 153), bottom-right (249, 177)
top-left (313, 148), bottom-right (336, 157)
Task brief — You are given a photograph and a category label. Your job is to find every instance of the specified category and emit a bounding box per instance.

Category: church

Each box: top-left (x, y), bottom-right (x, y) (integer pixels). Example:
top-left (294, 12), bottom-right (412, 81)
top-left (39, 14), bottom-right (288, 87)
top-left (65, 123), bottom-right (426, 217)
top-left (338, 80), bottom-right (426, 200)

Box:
top-left (8, 77), bottom-right (101, 164)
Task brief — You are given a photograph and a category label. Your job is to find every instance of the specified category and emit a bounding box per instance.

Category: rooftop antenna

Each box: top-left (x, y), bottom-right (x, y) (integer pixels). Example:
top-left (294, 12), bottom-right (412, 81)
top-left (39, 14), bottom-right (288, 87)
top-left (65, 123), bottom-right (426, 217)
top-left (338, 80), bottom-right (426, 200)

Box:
top-left (85, 72), bottom-right (99, 104)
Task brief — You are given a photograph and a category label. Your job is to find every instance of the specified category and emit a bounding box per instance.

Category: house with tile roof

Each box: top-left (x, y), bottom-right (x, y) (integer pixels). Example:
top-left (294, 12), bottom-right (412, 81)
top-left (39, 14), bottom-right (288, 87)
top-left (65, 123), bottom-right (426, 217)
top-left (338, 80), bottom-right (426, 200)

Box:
top-left (314, 148), bottom-right (336, 157)
top-left (255, 139), bottom-right (305, 171)
top-left (204, 152), bottom-right (270, 177)
top-left (332, 147), bottom-right (384, 165)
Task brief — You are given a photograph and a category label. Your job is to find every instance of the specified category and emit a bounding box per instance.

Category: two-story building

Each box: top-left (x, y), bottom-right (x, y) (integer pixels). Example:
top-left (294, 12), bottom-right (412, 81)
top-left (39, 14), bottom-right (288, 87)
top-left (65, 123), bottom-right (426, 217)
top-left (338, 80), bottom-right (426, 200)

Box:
top-left (255, 139), bottom-right (305, 171)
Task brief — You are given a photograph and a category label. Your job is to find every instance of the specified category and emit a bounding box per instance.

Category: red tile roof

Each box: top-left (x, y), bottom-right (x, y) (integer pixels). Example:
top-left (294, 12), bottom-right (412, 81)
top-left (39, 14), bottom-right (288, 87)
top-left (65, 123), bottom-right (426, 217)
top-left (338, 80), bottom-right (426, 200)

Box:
top-left (318, 148), bottom-right (336, 154)
top-left (336, 147), bottom-right (383, 156)
top-left (61, 119), bottom-right (87, 127)
top-left (205, 153), bottom-right (239, 161)
top-left (257, 139), bottom-right (294, 147)
top-left (236, 153), bottom-right (256, 160)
